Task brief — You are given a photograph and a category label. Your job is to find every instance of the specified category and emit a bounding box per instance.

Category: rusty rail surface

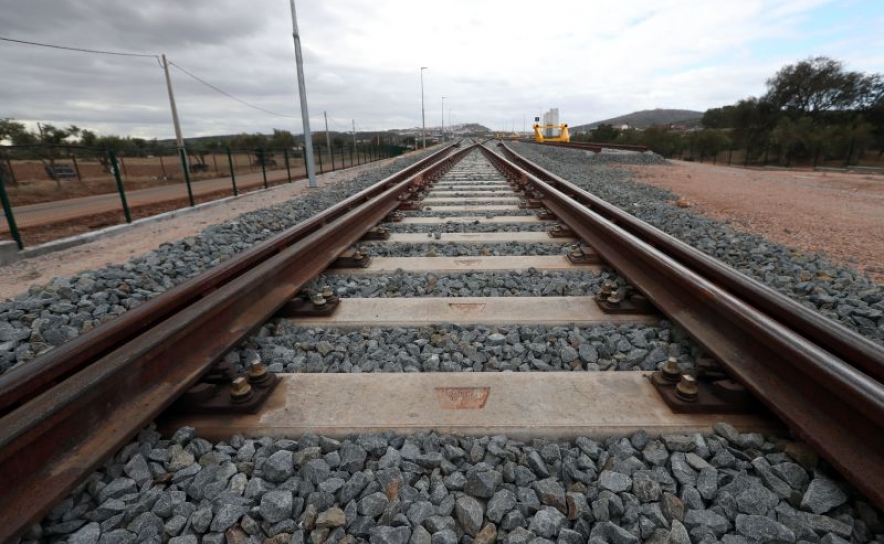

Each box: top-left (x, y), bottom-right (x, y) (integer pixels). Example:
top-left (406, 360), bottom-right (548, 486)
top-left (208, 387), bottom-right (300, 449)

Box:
top-left (534, 140), bottom-right (651, 153)
top-left (0, 145), bottom-right (458, 417)
top-left (481, 142), bottom-right (884, 509)
top-left (0, 144), bottom-right (473, 543)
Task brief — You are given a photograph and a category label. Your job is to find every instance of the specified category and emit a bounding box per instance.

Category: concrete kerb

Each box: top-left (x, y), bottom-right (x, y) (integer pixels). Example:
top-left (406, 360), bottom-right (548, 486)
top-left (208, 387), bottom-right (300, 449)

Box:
top-left (0, 151), bottom-right (417, 268)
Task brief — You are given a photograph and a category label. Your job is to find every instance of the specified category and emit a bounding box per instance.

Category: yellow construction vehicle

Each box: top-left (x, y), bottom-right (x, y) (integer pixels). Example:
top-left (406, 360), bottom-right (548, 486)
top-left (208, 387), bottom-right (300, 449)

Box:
top-left (533, 123), bottom-right (570, 143)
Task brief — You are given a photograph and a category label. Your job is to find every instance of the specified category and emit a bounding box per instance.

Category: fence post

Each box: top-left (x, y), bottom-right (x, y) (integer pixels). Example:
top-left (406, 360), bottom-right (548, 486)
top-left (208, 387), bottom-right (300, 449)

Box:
top-left (108, 150), bottom-right (132, 224)
top-left (813, 142), bottom-right (822, 168)
top-left (259, 148), bottom-right (269, 189)
top-left (350, 146), bottom-right (354, 167)
top-left (727, 144), bottom-right (733, 166)
top-left (330, 146), bottom-right (336, 171)
top-left (317, 145), bottom-right (324, 173)
top-left (226, 148), bottom-right (238, 196)
top-left (284, 148), bottom-right (293, 183)
top-left (178, 148), bottom-right (195, 207)
top-left (0, 164), bottom-right (23, 250)
top-left (70, 153), bottom-right (82, 181)
top-left (3, 153), bottom-right (15, 186)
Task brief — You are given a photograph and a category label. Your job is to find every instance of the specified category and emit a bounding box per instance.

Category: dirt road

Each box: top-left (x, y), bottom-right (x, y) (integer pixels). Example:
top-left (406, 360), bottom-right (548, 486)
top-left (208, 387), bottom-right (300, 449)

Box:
top-left (0, 168), bottom-right (303, 231)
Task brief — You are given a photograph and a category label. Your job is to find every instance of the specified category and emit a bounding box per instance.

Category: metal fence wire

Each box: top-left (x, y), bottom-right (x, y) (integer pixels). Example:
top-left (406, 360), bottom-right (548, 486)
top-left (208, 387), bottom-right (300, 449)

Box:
top-left (0, 143), bottom-right (406, 250)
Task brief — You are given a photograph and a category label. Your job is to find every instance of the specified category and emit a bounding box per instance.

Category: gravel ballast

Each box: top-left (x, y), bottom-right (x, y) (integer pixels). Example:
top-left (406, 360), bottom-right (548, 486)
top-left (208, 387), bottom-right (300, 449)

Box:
top-left (361, 242), bottom-right (571, 258)
top-left (14, 143), bottom-right (884, 543)
top-left (27, 424), bottom-right (883, 544)
top-left (383, 222), bottom-right (552, 234)
top-left (306, 269), bottom-right (612, 299)
top-left (0, 152), bottom-right (437, 376)
top-left (509, 142), bottom-right (884, 346)
top-left (230, 322), bottom-right (692, 374)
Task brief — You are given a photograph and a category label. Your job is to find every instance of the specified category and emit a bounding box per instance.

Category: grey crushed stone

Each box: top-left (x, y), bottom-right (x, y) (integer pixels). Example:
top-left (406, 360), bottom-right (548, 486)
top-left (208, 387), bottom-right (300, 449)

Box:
top-left (306, 269), bottom-right (617, 298)
top-left (361, 241), bottom-right (571, 258)
top-left (383, 221), bottom-right (552, 233)
top-left (0, 151), bottom-right (438, 376)
top-left (510, 142), bottom-right (883, 346)
top-left (230, 322), bottom-right (698, 374)
top-left (30, 423), bottom-right (883, 544)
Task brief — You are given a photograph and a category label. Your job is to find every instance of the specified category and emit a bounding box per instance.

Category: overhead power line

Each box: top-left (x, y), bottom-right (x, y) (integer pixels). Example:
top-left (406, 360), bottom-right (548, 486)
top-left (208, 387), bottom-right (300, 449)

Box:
top-left (170, 62), bottom-right (299, 119)
top-left (0, 35), bottom-right (158, 58)
top-left (1, 34), bottom-right (298, 120)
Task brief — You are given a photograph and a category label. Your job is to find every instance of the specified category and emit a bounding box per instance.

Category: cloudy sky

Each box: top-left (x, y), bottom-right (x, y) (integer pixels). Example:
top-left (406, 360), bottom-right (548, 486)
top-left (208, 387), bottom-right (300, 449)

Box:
top-left (1, 0), bottom-right (882, 140)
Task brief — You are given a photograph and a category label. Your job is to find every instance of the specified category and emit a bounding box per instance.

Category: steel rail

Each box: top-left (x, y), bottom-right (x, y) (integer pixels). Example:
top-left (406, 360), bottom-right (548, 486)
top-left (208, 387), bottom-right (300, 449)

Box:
top-left (0, 144), bottom-right (458, 417)
top-left (480, 143), bottom-right (884, 509)
top-left (535, 140), bottom-right (651, 153)
top-left (497, 142), bottom-right (884, 382)
top-left (0, 144), bottom-right (474, 543)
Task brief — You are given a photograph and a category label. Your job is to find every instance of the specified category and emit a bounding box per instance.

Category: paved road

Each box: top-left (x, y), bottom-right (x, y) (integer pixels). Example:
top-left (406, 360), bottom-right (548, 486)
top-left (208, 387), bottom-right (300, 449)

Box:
top-left (1, 168), bottom-right (306, 232)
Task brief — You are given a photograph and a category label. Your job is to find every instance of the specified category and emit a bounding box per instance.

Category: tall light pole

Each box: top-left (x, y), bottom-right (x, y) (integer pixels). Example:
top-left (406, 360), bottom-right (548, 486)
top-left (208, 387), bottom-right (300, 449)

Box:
top-left (420, 67), bottom-right (428, 149)
top-left (289, 0), bottom-right (317, 188)
top-left (441, 96), bottom-right (446, 143)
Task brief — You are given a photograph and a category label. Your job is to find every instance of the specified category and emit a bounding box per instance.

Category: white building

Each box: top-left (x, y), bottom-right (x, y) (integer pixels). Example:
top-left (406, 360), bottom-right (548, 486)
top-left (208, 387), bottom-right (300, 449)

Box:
top-left (542, 108), bottom-right (559, 138)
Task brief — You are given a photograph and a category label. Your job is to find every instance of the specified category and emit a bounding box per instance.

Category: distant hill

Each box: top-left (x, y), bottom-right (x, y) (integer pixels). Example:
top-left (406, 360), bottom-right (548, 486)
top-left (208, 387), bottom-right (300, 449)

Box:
top-left (572, 109), bottom-right (704, 131)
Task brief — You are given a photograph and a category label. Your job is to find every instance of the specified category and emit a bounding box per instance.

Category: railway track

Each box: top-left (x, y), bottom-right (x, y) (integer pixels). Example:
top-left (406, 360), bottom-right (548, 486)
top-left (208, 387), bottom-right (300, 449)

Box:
top-left (1, 140), bottom-right (883, 543)
top-left (532, 141), bottom-right (651, 153)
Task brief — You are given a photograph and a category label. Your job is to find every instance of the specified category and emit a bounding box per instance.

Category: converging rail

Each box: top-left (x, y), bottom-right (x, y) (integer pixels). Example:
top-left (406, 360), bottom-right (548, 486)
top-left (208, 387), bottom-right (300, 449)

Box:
top-left (1, 139), bottom-right (883, 543)
top-left (0, 144), bottom-right (469, 543)
top-left (483, 141), bottom-right (884, 508)
top-left (534, 140), bottom-right (651, 153)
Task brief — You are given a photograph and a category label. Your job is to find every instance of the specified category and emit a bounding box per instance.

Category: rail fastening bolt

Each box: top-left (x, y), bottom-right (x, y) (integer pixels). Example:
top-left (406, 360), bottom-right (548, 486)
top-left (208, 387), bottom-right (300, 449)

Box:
top-left (248, 361), bottom-right (270, 385)
top-left (321, 286), bottom-right (333, 299)
top-left (311, 293), bottom-right (327, 307)
top-left (230, 377), bottom-right (253, 403)
top-left (661, 357), bottom-right (682, 383)
top-left (675, 375), bottom-right (699, 402)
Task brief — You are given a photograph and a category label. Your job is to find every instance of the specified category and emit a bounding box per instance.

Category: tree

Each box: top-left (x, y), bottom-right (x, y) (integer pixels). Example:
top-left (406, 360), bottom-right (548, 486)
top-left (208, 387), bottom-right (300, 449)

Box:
top-left (589, 124), bottom-right (619, 143)
top-left (764, 56), bottom-right (876, 118)
top-left (638, 126), bottom-right (685, 157)
top-left (691, 129), bottom-right (731, 161)
top-left (0, 118), bottom-right (37, 145)
top-left (701, 106), bottom-right (737, 129)
top-left (269, 129), bottom-right (295, 150)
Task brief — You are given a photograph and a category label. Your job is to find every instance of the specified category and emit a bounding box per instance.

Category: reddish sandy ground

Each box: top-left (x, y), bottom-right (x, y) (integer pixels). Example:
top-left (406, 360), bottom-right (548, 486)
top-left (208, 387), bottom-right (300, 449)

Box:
top-left (623, 161), bottom-right (884, 281)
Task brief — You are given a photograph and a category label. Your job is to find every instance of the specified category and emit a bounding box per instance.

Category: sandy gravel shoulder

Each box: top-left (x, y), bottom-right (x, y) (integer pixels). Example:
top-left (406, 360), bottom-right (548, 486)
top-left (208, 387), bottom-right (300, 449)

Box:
top-left (623, 160), bottom-right (884, 281)
top-left (0, 156), bottom-right (413, 300)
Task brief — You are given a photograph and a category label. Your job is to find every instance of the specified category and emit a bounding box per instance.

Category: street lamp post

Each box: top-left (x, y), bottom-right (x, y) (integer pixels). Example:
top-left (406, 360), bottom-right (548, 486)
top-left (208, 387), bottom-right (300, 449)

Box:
top-left (420, 67), bottom-right (428, 149)
top-left (441, 96), bottom-right (446, 143)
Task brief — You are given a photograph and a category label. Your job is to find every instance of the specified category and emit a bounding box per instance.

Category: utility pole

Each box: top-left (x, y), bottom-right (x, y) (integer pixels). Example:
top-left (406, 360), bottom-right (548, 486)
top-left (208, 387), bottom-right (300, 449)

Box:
top-left (289, 0), bottom-right (317, 188)
top-left (324, 111), bottom-right (332, 157)
top-left (441, 96), bottom-right (446, 143)
top-left (420, 67), bottom-right (428, 149)
top-left (161, 53), bottom-right (187, 170)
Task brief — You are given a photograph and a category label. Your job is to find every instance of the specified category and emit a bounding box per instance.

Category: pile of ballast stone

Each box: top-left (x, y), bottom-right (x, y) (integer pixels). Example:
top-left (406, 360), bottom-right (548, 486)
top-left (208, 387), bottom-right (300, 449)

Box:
top-left (0, 152), bottom-right (436, 377)
top-left (30, 423), bottom-right (883, 544)
top-left (509, 142), bottom-right (884, 347)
